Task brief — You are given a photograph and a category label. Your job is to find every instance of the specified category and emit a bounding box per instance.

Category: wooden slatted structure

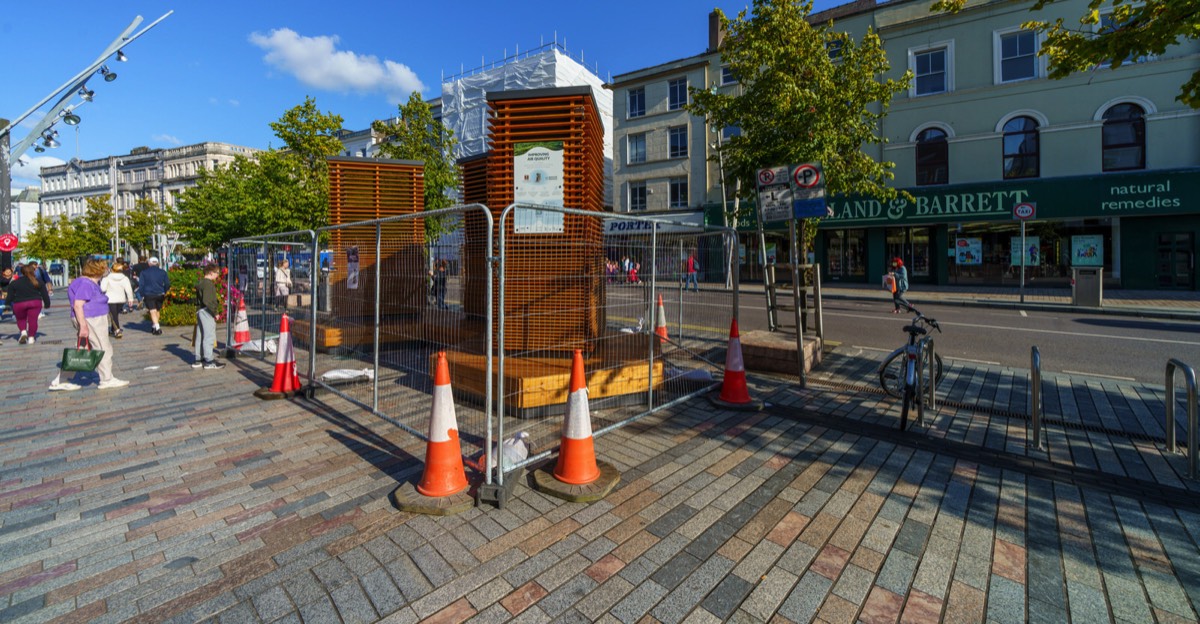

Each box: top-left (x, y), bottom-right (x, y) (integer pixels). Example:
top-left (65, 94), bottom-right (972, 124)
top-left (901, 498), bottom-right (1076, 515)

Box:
top-left (477, 87), bottom-right (607, 354)
top-left (458, 153), bottom-right (491, 317)
top-left (326, 156), bottom-right (426, 315)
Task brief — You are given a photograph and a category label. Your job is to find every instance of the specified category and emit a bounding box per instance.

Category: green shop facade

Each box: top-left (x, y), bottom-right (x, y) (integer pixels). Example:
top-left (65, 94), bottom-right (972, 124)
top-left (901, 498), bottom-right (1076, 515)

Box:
top-left (705, 168), bottom-right (1200, 291)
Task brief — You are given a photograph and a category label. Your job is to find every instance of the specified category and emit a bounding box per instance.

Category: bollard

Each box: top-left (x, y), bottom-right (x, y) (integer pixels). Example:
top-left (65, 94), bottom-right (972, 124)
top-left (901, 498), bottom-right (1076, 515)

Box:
top-left (1031, 346), bottom-right (1044, 450)
top-left (1165, 359), bottom-right (1198, 479)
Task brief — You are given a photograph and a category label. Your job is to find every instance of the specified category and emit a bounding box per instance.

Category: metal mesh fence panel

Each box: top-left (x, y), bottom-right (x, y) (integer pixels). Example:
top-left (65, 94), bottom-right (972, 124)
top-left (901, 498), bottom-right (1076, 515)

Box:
top-left (495, 205), bottom-right (738, 480)
top-left (226, 231), bottom-right (318, 388)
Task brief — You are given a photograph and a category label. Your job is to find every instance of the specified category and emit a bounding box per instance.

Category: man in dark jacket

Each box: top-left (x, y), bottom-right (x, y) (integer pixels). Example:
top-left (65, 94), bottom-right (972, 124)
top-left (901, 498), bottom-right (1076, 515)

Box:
top-left (138, 257), bottom-right (171, 335)
top-left (192, 264), bottom-right (224, 369)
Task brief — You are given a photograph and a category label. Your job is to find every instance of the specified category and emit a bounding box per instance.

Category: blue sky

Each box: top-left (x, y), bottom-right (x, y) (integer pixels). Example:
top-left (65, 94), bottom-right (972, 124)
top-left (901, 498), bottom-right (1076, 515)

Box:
top-left (3, 0), bottom-right (848, 191)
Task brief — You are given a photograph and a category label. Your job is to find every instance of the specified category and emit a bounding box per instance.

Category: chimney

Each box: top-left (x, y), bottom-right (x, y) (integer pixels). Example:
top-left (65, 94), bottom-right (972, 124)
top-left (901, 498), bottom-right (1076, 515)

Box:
top-left (708, 10), bottom-right (725, 52)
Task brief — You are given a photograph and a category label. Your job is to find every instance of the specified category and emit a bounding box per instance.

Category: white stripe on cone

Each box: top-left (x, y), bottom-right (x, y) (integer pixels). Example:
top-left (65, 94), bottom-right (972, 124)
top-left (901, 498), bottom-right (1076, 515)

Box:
top-left (563, 387), bottom-right (592, 439)
top-left (429, 384), bottom-right (457, 442)
top-left (725, 336), bottom-right (745, 372)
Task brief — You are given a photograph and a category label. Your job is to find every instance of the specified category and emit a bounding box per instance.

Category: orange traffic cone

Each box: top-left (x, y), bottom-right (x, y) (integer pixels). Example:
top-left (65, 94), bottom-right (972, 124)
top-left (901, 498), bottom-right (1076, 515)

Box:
top-left (655, 294), bottom-right (669, 345)
top-left (416, 352), bottom-right (470, 497)
top-left (254, 314), bottom-right (303, 399)
top-left (232, 297), bottom-right (251, 350)
top-left (711, 318), bottom-right (762, 410)
top-left (553, 350), bottom-right (602, 485)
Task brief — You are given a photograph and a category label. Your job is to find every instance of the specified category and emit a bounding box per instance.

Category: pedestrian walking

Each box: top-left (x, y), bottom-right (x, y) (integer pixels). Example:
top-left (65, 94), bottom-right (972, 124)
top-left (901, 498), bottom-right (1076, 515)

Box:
top-left (683, 251), bottom-right (700, 293)
top-left (273, 259), bottom-right (292, 310)
top-left (68, 259), bottom-right (128, 389)
top-left (890, 257), bottom-right (911, 313)
top-left (138, 257), bottom-right (170, 335)
top-left (101, 259), bottom-right (135, 339)
top-left (432, 259), bottom-right (448, 309)
top-left (191, 264), bottom-right (225, 370)
top-left (5, 264), bottom-right (52, 344)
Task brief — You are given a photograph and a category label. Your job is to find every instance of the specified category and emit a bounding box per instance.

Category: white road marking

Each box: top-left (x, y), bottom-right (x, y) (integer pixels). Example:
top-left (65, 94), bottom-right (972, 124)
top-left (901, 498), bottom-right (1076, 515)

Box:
top-left (851, 345), bottom-right (893, 353)
top-left (1019, 310), bottom-right (1027, 317)
top-left (1061, 370), bottom-right (1137, 381)
top-left (826, 311), bottom-right (1200, 347)
top-left (952, 357), bottom-right (1002, 365)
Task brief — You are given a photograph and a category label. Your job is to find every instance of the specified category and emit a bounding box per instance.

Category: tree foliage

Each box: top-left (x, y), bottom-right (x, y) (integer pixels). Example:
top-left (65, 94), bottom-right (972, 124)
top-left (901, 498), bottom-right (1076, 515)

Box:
top-left (372, 92), bottom-right (463, 240)
top-left (76, 196), bottom-right (115, 260)
top-left (122, 196), bottom-right (171, 257)
top-left (688, 0), bottom-right (911, 229)
top-left (932, 0), bottom-right (1200, 108)
top-left (21, 213), bottom-right (60, 263)
top-left (175, 98), bottom-right (345, 250)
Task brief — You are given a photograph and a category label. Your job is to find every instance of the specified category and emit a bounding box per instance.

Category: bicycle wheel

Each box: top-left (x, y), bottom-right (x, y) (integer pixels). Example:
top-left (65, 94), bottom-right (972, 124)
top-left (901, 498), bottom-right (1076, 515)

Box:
top-left (878, 352), bottom-right (907, 399)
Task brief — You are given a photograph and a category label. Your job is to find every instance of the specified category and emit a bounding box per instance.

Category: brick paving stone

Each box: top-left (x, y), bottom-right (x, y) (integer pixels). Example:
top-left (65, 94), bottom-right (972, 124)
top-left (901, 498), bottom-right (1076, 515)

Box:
top-left (424, 597), bottom-right (478, 624)
top-left (875, 550), bottom-right (918, 596)
top-left (942, 580), bottom-right (985, 623)
top-left (899, 588), bottom-right (942, 623)
top-left (250, 585), bottom-right (294, 622)
top-left (985, 574), bottom-right (1026, 624)
top-left (858, 586), bottom-right (903, 624)
top-left (777, 571), bottom-right (833, 623)
top-left (650, 555), bottom-right (733, 624)
top-left (500, 580), bottom-right (548, 617)
top-left (574, 576), bottom-right (636, 621)
top-left (609, 579), bottom-right (666, 624)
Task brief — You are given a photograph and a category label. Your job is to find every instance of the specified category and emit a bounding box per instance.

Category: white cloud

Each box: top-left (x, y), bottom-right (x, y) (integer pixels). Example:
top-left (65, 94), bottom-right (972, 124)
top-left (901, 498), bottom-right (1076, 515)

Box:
top-left (153, 134), bottom-right (183, 146)
top-left (248, 28), bottom-right (425, 103)
top-left (10, 155), bottom-right (65, 189)
top-left (228, 99), bottom-right (240, 107)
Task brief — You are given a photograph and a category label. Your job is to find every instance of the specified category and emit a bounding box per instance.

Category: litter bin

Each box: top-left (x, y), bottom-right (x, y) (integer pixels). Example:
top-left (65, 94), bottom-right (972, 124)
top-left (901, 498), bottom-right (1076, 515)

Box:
top-left (1073, 267), bottom-right (1103, 307)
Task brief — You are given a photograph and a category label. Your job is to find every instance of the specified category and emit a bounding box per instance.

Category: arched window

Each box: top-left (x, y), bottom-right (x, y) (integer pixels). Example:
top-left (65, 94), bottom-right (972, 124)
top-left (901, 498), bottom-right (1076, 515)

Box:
top-left (915, 128), bottom-right (948, 186)
top-left (1002, 116), bottom-right (1039, 179)
top-left (1102, 103), bottom-right (1145, 171)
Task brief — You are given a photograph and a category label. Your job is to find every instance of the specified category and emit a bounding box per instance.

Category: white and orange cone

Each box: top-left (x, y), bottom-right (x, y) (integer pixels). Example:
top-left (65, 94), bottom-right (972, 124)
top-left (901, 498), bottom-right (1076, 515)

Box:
top-left (553, 350), bottom-right (601, 485)
top-left (655, 294), bottom-right (669, 345)
top-left (712, 318), bottom-right (761, 410)
top-left (268, 314), bottom-right (302, 394)
top-left (416, 352), bottom-right (470, 497)
top-left (232, 296), bottom-right (251, 350)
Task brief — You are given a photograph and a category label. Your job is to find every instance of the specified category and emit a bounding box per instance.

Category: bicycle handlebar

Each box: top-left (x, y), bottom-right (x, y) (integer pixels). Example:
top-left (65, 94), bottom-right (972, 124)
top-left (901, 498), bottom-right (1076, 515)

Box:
top-left (899, 303), bottom-right (942, 334)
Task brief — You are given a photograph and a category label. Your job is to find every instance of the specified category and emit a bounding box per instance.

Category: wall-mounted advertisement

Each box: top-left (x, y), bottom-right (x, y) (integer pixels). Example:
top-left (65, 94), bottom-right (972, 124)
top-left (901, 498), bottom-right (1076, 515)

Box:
top-left (1072, 235), bottom-right (1104, 266)
top-left (513, 141), bottom-right (565, 233)
top-left (955, 238), bottom-right (982, 266)
top-left (1010, 236), bottom-right (1040, 266)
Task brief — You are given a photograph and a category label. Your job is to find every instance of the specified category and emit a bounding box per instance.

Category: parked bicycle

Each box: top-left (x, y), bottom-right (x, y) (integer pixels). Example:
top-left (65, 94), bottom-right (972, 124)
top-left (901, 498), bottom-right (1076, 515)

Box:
top-left (878, 303), bottom-right (945, 430)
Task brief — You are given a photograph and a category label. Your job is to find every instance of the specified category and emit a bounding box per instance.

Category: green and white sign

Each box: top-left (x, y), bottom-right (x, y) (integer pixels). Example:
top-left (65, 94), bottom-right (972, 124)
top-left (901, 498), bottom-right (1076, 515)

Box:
top-left (513, 141), bottom-right (564, 234)
top-left (1010, 236), bottom-right (1040, 267)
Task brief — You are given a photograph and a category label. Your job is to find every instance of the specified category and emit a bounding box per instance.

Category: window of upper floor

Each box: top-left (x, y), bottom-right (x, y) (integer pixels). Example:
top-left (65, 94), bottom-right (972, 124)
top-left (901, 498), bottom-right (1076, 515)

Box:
top-left (628, 133), bottom-right (647, 164)
top-left (1101, 103), bottom-right (1146, 171)
top-left (720, 65), bottom-right (736, 85)
top-left (915, 127), bottom-right (949, 186)
top-left (908, 41), bottom-right (954, 97)
top-left (1097, 7), bottom-right (1153, 67)
top-left (629, 181), bottom-right (648, 212)
top-left (628, 87), bottom-right (646, 118)
top-left (668, 126), bottom-right (688, 159)
top-left (1002, 116), bottom-right (1040, 179)
top-left (994, 28), bottom-right (1039, 84)
top-left (669, 177), bottom-right (688, 209)
top-left (668, 78), bottom-right (688, 111)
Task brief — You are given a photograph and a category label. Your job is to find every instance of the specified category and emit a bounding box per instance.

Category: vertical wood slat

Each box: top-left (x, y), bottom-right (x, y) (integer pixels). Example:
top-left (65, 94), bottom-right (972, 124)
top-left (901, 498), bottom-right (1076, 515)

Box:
top-left (327, 156), bottom-right (427, 316)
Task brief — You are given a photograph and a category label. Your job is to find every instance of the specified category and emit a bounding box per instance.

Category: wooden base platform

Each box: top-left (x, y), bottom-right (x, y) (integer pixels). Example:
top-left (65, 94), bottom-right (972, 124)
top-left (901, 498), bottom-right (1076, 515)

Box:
top-left (440, 349), bottom-right (663, 417)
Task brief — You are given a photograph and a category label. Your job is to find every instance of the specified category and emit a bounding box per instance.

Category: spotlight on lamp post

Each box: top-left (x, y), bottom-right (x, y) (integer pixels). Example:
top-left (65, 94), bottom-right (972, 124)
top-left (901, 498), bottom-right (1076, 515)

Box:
top-left (100, 65), bottom-right (118, 82)
top-left (78, 88), bottom-right (94, 102)
top-left (62, 110), bottom-right (81, 125)
top-left (116, 49), bottom-right (128, 62)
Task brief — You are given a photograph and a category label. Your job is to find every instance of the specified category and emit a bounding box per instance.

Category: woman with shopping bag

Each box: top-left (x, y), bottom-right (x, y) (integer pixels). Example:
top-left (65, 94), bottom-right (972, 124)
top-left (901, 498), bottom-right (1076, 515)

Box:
top-left (65, 259), bottom-right (129, 390)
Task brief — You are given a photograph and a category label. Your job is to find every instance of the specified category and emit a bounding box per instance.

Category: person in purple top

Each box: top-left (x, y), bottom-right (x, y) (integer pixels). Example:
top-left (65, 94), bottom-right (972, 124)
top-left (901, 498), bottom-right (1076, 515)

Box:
top-left (66, 259), bottom-right (129, 389)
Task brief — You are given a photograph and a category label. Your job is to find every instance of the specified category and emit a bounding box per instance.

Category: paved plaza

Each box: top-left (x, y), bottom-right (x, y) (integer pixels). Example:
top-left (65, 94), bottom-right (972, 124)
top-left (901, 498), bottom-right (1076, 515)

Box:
top-left (1, 294), bottom-right (1199, 623)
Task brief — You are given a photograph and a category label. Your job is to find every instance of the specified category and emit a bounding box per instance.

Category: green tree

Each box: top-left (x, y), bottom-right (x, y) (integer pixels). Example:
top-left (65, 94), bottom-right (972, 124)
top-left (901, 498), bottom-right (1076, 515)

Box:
top-left (932, 0), bottom-right (1200, 108)
top-left (21, 213), bottom-right (59, 264)
top-left (71, 195), bottom-right (116, 264)
top-left (55, 215), bottom-right (83, 274)
top-left (122, 197), bottom-right (170, 258)
top-left (372, 92), bottom-right (463, 240)
top-left (688, 0), bottom-right (911, 243)
top-left (176, 98), bottom-right (346, 250)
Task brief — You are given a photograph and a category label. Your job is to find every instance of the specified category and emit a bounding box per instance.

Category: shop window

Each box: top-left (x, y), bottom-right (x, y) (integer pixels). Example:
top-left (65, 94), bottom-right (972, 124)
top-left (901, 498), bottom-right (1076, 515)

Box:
top-left (1102, 103), bottom-right (1145, 171)
top-left (629, 181), bottom-right (648, 212)
top-left (1002, 116), bottom-right (1039, 179)
top-left (915, 128), bottom-right (949, 186)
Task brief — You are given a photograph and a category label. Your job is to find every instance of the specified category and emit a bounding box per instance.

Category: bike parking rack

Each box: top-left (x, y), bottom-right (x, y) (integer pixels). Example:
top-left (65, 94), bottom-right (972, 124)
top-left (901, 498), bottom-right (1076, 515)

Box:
top-left (1030, 346), bottom-right (1045, 450)
top-left (1165, 359), bottom-right (1198, 479)
top-left (911, 336), bottom-right (938, 427)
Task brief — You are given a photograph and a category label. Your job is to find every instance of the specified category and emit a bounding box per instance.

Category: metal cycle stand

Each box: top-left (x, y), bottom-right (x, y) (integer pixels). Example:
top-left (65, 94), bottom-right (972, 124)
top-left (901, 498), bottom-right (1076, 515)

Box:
top-left (1030, 346), bottom-right (1045, 450)
top-left (1165, 359), bottom-right (1198, 479)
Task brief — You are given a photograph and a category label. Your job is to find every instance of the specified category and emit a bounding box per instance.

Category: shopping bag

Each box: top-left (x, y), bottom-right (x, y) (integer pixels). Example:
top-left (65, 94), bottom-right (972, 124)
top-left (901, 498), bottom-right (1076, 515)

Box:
top-left (61, 339), bottom-right (105, 372)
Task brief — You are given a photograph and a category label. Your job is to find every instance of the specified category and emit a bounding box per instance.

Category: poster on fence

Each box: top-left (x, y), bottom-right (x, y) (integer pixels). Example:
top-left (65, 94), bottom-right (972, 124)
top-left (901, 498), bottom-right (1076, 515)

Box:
top-left (346, 246), bottom-right (360, 290)
top-left (1072, 235), bottom-right (1103, 266)
top-left (513, 141), bottom-right (565, 234)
